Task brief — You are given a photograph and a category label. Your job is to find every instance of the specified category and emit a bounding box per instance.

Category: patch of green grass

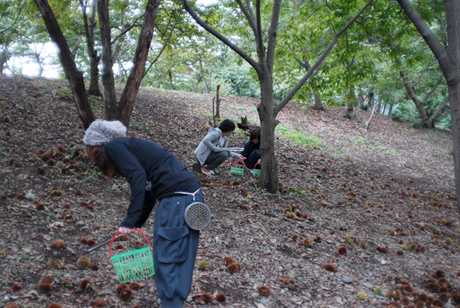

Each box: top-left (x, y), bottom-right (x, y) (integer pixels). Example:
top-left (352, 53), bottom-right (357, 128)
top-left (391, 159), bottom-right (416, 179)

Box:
top-left (55, 87), bottom-right (73, 100)
top-left (385, 149), bottom-right (398, 156)
top-left (350, 137), bottom-right (367, 145)
top-left (276, 125), bottom-right (323, 147)
top-left (288, 188), bottom-right (311, 195)
top-left (351, 137), bottom-right (399, 156)
top-left (350, 137), bottom-right (382, 147)
top-left (427, 129), bottom-right (441, 136)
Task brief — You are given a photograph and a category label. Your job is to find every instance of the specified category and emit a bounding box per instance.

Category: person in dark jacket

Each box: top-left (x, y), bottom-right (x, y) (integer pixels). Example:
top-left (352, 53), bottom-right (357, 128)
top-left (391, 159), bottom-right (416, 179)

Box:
top-left (83, 119), bottom-right (203, 308)
top-left (241, 128), bottom-right (261, 170)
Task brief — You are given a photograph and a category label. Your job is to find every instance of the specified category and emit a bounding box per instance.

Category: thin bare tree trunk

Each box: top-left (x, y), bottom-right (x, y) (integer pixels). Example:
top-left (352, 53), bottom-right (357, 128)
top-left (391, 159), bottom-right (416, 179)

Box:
top-left (298, 59), bottom-right (324, 111)
top-left (215, 84), bottom-right (221, 119)
top-left (400, 70), bottom-right (441, 127)
top-left (98, 0), bottom-right (118, 119)
top-left (357, 87), bottom-right (364, 106)
top-left (81, 0), bottom-right (101, 96)
top-left (33, 0), bottom-right (95, 129)
top-left (192, 75), bottom-right (203, 93)
top-left (33, 43), bottom-right (45, 77)
top-left (365, 101), bottom-right (378, 140)
top-left (117, 0), bottom-right (161, 127)
top-left (429, 97), bottom-right (449, 125)
top-left (168, 70), bottom-right (177, 90)
top-left (113, 7), bottom-right (128, 88)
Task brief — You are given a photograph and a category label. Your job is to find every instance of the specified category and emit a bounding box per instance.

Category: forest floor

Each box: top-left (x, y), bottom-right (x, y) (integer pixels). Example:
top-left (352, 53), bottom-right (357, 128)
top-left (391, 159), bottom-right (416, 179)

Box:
top-left (0, 74), bottom-right (458, 308)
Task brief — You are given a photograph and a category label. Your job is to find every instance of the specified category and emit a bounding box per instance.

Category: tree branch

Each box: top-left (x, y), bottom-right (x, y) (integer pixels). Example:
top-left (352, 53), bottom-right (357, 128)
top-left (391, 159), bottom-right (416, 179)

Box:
top-left (111, 15), bottom-right (144, 45)
top-left (267, 0), bottom-right (282, 67)
top-left (275, 0), bottom-right (373, 115)
top-left (429, 97), bottom-right (449, 123)
top-left (396, 0), bottom-right (458, 85)
top-left (182, 0), bottom-right (262, 75)
top-left (421, 74), bottom-right (443, 104)
top-left (236, 0), bottom-right (258, 38)
top-left (0, 2), bottom-right (26, 33)
top-left (143, 9), bottom-right (182, 77)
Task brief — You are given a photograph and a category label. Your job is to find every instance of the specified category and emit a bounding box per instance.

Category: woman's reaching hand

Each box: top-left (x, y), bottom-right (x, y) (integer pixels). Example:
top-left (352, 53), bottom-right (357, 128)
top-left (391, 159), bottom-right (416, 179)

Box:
top-left (118, 226), bottom-right (133, 234)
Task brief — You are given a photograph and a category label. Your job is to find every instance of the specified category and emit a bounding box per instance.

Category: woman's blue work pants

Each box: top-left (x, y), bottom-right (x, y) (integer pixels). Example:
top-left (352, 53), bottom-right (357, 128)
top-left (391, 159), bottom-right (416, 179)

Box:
top-left (152, 190), bottom-right (204, 308)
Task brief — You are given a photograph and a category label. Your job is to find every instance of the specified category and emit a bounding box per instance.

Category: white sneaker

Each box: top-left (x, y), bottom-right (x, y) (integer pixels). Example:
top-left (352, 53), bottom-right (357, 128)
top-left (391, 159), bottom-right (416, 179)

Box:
top-left (201, 168), bottom-right (213, 176)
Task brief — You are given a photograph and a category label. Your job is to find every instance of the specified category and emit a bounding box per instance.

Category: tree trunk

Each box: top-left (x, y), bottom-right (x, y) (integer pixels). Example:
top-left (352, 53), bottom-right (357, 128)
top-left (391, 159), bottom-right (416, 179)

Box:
top-left (206, 69), bottom-right (213, 93)
top-left (388, 104), bottom-right (393, 116)
top-left (346, 86), bottom-right (356, 119)
top-left (81, 0), bottom-right (101, 96)
top-left (376, 96), bottom-right (382, 113)
top-left (312, 89), bottom-right (324, 110)
top-left (443, 0), bottom-right (460, 210)
top-left (192, 75), bottom-right (202, 93)
top-left (399, 70), bottom-right (433, 126)
top-left (298, 59), bottom-right (324, 110)
top-left (395, 3), bottom-right (460, 216)
top-left (168, 70), bottom-right (177, 90)
top-left (0, 49), bottom-right (7, 73)
top-left (117, 0), bottom-right (161, 127)
top-left (258, 72), bottom-right (278, 193)
top-left (33, 44), bottom-right (44, 77)
top-left (215, 84), bottom-right (221, 119)
top-left (116, 57), bottom-right (124, 87)
top-left (0, 34), bottom-right (12, 74)
top-left (98, 0), bottom-right (118, 119)
top-left (198, 60), bottom-right (212, 93)
top-left (368, 92), bottom-right (374, 107)
top-left (357, 86), bottom-right (364, 106)
top-left (429, 98), bottom-right (449, 125)
top-left (113, 7), bottom-right (128, 88)
top-left (203, 75), bottom-right (210, 93)
top-left (364, 100), bottom-right (378, 140)
top-left (33, 0), bottom-right (95, 129)
top-left (70, 37), bottom-right (81, 61)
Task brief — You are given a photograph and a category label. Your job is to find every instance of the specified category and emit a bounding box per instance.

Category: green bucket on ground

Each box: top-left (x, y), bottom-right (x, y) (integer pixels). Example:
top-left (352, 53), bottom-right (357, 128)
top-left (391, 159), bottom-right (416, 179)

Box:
top-left (230, 160), bottom-right (245, 177)
top-left (252, 162), bottom-right (260, 178)
top-left (231, 166), bottom-right (245, 177)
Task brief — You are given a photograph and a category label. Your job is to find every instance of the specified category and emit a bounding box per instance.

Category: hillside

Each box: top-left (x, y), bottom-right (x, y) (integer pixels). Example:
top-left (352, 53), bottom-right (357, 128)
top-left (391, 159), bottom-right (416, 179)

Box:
top-left (0, 74), bottom-right (458, 308)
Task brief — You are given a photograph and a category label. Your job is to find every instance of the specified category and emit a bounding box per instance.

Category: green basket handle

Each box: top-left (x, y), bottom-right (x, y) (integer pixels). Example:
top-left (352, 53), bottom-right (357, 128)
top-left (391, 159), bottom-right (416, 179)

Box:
top-left (109, 228), bottom-right (151, 258)
top-left (230, 160), bottom-right (246, 169)
top-left (253, 162), bottom-right (260, 169)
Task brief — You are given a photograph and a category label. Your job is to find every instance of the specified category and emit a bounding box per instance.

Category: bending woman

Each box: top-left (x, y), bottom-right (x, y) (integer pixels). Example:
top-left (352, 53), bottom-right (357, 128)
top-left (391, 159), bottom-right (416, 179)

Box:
top-left (83, 119), bottom-right (203, 308)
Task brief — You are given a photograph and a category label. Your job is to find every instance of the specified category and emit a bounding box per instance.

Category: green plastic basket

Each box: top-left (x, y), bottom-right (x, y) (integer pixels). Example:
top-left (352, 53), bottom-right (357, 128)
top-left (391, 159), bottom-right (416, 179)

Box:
top-left (230, 160), bottom-right (245, 177)
top-left (109, 229), bottom-right (154, 283)
top-left (252, 162), bottom-right (260, 178)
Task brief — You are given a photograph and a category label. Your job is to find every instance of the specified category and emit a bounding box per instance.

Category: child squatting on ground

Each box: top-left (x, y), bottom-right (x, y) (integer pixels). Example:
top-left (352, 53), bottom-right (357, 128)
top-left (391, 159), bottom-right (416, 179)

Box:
top-left (83, 119), bottom-right (204, 308)
top-left (193, 119), bottom-right (245, 176)
top-left (240, 128), bottom-right (261, 171)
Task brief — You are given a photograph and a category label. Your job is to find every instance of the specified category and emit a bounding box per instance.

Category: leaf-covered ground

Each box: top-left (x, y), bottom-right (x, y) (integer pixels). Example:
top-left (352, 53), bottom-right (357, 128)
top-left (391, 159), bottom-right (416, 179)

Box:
top-left (0, 74), bottom-right (458, 308)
